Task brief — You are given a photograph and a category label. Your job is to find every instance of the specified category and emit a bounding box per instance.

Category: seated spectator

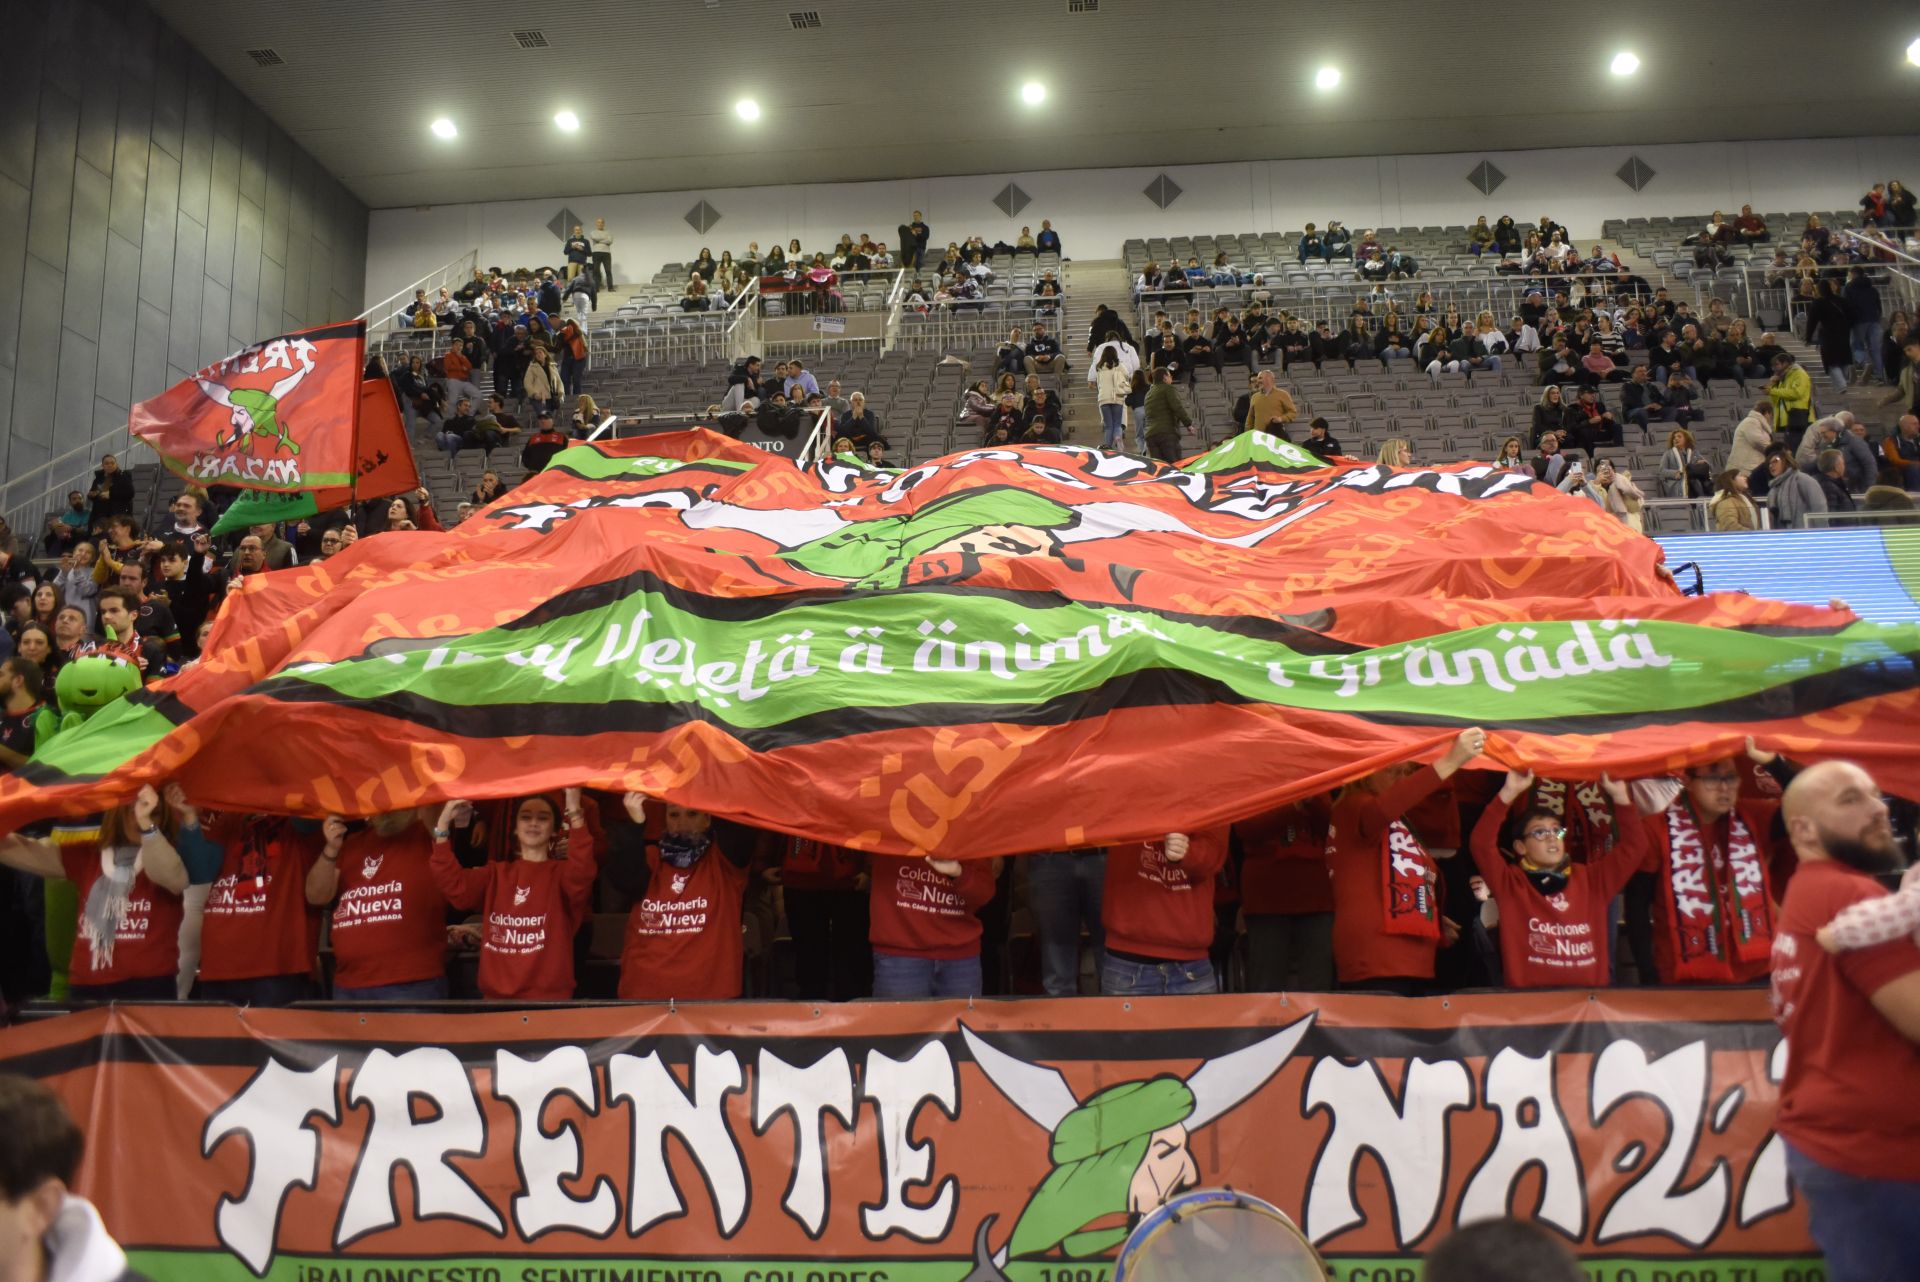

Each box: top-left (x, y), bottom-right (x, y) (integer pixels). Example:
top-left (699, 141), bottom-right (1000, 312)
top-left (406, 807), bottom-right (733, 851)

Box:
top-left (984, 394), bottom-right (1026, 446)
top-left (1563, 384), bottom-right (1622, 449)
top-left (996, 327), bottom-right (1028, 377)
top-left (1882, 413), bottom-right (1920, 487)
top-left (1767, 449), bottom-right (1828, 528)
top-left (1580, 341), bottom-right (1619, 386)
top-left (1035, 220), bottom-right (1062, 254)
top-left (839, 392), bottom-right (887, 450)
top-left (1033, 270), bottom-right (1062, 317)
top-left (1323, 220), bottom-right (1353, 260)
top-left (1022, 388), bottom-right (1064, 443)
top-left (1530, 386), bottom-right (1567, 446)
top-left (1466, 216), bottom-right (1495, 255)
top-left (1297, 223), bottom-right (1326, 263)
top-left (1734, 204), bottom-right (1770, 245)
top-left (1812, 448), bottom-right (1856, 514)
top-left (1531, 432), bottom-right (1570, 485)
top-left (1303, 416), bottom-right (1344, 459)
top-left (520, 412), bottom-right (568, 477)
top-left (1709, 468), bottom-right (1760, 529)
top-left (957, 380), bottom-right (994, 436)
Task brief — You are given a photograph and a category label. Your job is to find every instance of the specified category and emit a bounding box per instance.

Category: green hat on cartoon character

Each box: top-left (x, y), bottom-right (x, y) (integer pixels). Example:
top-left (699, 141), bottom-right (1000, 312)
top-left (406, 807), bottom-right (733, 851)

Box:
top-left (778, 487), bottom-right (1080, 588)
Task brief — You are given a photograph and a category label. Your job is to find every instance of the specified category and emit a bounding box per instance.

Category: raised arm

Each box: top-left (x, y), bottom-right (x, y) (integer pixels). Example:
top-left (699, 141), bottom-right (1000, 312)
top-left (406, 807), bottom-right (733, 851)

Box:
top-left (0, 831), bottom-right (63, 879)
top-left (304, 815), bottom-right (349, 905)
top-left (428, 799), bottom-right (489, 910)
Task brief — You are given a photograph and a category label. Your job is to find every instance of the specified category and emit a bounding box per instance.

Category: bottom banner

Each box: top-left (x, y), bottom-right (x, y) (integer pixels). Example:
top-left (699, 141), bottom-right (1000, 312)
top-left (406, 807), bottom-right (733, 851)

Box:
top-left (0, 993), bottom-right (1818, 1281)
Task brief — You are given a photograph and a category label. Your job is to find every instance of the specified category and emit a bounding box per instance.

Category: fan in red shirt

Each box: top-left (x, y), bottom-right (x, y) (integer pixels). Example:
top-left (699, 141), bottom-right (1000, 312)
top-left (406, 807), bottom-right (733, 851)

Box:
top-left (1326, 727), bottom-right (1485, 995)
top-left (1767, 760), bottom-right (1920, 1281)
top-left (769, 834), bottom-right (870, 1002)
top-left (430, 788), bottom-right (600, 1001)
top-left (1100, 828), bottom-right (1232, 995)
top-left (1234, 797), bottom-right (1334, 992)
top-left (1634, 743), bottom-right (1790, 986)
top-left (868, 854), bottom-right (1000, 999)
top-left (305, 811), bottom-right (451, 1001)
top-left (1468, 769), bottom-right (1648, 989)
top-left (189, 810), bottom-right (327, 1005)
top-left (605, 795), bottom-right (752, 1002)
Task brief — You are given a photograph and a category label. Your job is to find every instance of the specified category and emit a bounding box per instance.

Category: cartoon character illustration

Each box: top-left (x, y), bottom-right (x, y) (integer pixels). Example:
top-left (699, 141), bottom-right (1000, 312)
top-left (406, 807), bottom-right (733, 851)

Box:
top-left (196, 360), bottom-right (315, 456)
top-left (956, 1014), bottom-right (1315, 1279)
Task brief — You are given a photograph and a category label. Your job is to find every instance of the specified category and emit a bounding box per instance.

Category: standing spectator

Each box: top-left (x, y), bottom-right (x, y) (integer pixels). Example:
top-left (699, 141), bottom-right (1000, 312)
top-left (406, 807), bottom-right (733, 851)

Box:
top-left (1805, 279), bottom-right (1855, 394)
top-left (86, 455), bottom-right (133, 533)
top-left (1094, 349), bottom-right (1129, 451)
top-left (523, 341), bottom-right (562, 420)
top-left (1235, 798), bottom-right (1335, 992)
top-left (1767, 352), bottom-right (1814, 448)
top-left (430, 791), bottom-right (598, 1001)
top-left (1727, 402), bottom-right (1777, 475)
top-left (590, 217), bottom-right (615, 288)
top-left (1843, 268), bottom-right (1886, 383)
top-left (1125, 369), bottom-right (1150, 453)
top-left (1241, 368), bottom-right (1297, 436)
top-left (1468, 769), bottom-right (1647, 989)
top-left (1767, 762), bottom-right (1920, 1281)
top-left (1143, 368), bottom-right (1192, 462)
top-left (183, 811), bottom-right (331, 1004)
top-left (606, 796), bottom-right (752, 1002)
top-left (1767, 450), bottom-right (1828, 528)
top-left (1099, 829), bottom-right (1232, 996)
top-left (1326, 728), bottom-right (1485, 994)
top-left (774, 834), bottom-right (871, 1002)
top-left (903, 210), bottom-right (931, 271)
top-left (1886, 180), bottom-right (1917, 232)
top-left (1027, 849), bottom-right (1105, 997)
top-left (304, 810), bottom-right (450, 1000)
top-left (867, 854), bottom-right (998, 999)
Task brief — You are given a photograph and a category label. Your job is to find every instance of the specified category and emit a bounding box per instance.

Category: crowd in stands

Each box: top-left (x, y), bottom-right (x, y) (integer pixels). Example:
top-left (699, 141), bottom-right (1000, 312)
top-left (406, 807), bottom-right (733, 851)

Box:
top-left (0, 725), bottom-right (1913, 1012)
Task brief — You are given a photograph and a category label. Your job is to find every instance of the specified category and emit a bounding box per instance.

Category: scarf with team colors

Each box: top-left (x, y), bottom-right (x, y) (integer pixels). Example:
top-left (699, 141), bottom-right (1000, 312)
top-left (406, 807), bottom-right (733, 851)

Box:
top-left (1662, 801), bottom-right (1773, 982)
top-left (1381, 819), bottom-right (1442, 940)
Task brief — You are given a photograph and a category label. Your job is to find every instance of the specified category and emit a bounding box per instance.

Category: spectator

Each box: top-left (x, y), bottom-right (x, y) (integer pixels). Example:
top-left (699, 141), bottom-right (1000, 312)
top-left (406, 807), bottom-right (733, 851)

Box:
top-left (1768, 352), bottom-right (1815, 446)
top-left (1302, 416), bottom-right (1345, 460)
top-left (1143, 368), bottom-right (1192, 462)
top-left (1805, 279), bottom-right (1854, 394)
top-left (1887, 180), bottom-right (1918, 232)
top-left (1529, 386), bottom-right (1566, 447)
top-left (784, 359), bottom-right (820, 400)
top-left (1099, 829), bottom-right (1231, 995)
top-left (304, 810), bottom-right (449, 1000)
top-left (995, 327), bottom-right (1027, 378)
top-left (605, 795), bottom-right (753, 1001)
top-left (1563, 385), bottom-right (1622, 450)
top-left (1768, 450), bottom-right (1828, 528)
top-left (1767, 762), bottom-right (1920, 1281)
top-left (1327, 728), bottom-right (1485, 994)
top-left (430, 791), bottom-right (598, 1000)
top-left (1842, 268), bottom-right (1886, 383)
top-left (1530, 432), bottom-right (1569, 486)
top-left (523, 342), bottom-right (562, 420)
top-left (1812, 449), bottom-right (1855, 515)
top-left (1241, 369), bottom-right (1297, 436)
top-left (1296, 223), bottom-right (1326, 263)
top-left (1710, 469), bottom-right (1760, 531)
top-left (520, 411), bottom-right (568, 477)
top-left (1648, 429), bottom-right (1702, 502)
top-left (1024, 322), bottom-right (1067, 376)
top-left (42, 490), bottom-right (90, 555)
top-left (1491, 435), bottom-right (1527, 473)
top-left (1727, 401), bottom-right (1777, 475)
top-left (1733, 205), bottom-right (1770, 246)
top-left (867, 853), bottom-right (998, 998)
top-left (590, 217), bottom-right (615, 288)
top-left (839, 393), bottom-right (886, 450)
top-left (1377, 437), bottom-right (1413, 467)
top-left (1035, 220), bottom-right (1062, 255)
top-left (1427, 1218), bottom-right (1583, 1282)
top-left (1882, 413), bottom-right (1920, 487)
top-left (1466, 216), bottom-right (1495, 255)
top-left (1618, 365), bottom-right (1662, 440)
top-left (1590, 459), bottom-right (1645, 530)
top-left (1124, 368), bottom-right (1150, 453)
top-left (1094, 349), bottom-right (1129, 451)
top-left (0, 1074), bottom-right (151, 1282)
top-left (1021, 388), bottom-right (1063, 443)
top-left (52, 547), bottom-right (97, 629)
top-left (86, 455), bottom-right (133, 532)
top-left (1236, 798), bottom-right (1334, 991)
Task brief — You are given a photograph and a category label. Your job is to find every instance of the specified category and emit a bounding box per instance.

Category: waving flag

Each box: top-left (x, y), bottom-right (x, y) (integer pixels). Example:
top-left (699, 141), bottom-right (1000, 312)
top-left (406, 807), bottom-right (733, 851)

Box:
top-left (5, 432), bottom-right (1916, 854)
top-left (131, 321), bottom-right (367, 493)
top-left (208, 379), bottom-right (421, 536)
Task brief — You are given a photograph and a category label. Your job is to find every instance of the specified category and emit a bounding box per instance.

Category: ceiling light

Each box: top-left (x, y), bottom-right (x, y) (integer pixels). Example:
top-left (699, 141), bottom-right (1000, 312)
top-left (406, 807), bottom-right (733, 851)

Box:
top-left (1908, 36), bottom-right (1920, 66)
top-left (429, 117), bottom-right (457, 140)
top-left (1314, 66), bottom-right (1341, 90)
top-left (735, 97), bottom-right (761, 122)
top-left (1021, 81), bottom-right (1047, 105)
top-left (1610, 51), bottom-right (1640, 76)
top-left (554, 110), bottom-right (580, 132)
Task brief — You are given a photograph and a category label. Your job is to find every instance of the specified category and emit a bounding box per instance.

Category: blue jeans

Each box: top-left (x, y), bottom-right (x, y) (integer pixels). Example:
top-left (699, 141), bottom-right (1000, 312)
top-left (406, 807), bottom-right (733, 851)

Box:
top-left (1100, 954), bottom-right (1216, 996)
top-left (1131, 404), bottom-right (1147, 451)
top-left (333, 977), bottom-right (451, 1002)
top-left (1852, 320), bottom-right (1885, 378)
top-left (871, 951), bottom-right (982, 999)
top-left (1099, 402), bottom-right (1125, 450)
top-left (1785, 1140), bottom-right (1920, 1281)
top-left (1027, 851), bottom-right (1105, 996)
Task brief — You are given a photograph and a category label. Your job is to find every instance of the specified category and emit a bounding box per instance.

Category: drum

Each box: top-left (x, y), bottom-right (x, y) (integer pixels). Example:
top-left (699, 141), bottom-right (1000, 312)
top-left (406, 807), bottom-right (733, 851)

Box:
top-left (1113, 1188), bottom-right (1327, 1282)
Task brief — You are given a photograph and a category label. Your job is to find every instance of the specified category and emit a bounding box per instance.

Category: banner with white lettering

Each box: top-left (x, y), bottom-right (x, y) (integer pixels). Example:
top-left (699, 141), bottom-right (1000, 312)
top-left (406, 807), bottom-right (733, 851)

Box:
top-left (0, 993), bottom-right (1817, 1281)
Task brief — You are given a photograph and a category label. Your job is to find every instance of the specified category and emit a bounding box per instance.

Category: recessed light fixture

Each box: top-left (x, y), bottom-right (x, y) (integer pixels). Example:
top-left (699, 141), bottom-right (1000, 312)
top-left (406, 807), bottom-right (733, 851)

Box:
top-left (1610, 51), bottom-right (1640, 76)
top-left (735, 97), bottom-right (761, 122)
top-left (1020, 81), bottom-right (1047, 105)
top-left (1314, 66), bottom-right (1341, 90)
top-left (430, 117), bottom-right (457, 139)
top-left (1908, 35), bottom-right (1920, 66)
top-left (554, 110), bottom-right (580, 132)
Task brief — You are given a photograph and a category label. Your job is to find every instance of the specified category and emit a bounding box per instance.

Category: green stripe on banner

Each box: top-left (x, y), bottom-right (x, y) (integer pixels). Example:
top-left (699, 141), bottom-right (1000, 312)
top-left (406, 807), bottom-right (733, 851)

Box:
top-left (545, 444), bottom-right (755, 481)
top-left (208, 490), bottom-right (322, 536)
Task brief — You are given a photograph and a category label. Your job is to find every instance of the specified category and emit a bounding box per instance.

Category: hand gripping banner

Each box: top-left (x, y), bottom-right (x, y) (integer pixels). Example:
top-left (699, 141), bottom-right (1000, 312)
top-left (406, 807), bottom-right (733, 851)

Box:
top-left (5, 432), bottom-right (1917, 853)
top-left (0, 992), bottom-right (1815, 1281)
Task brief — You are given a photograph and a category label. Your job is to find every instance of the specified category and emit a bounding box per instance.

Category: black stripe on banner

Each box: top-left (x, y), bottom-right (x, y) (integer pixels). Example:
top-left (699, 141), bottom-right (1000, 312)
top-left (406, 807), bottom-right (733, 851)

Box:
top-left (0, 1007), bottom-right (1779, 1079)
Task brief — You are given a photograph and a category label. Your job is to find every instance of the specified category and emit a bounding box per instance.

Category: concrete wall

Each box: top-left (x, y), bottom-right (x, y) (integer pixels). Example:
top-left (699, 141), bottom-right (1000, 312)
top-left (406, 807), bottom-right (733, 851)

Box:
top-left (365, 135), bottom-right (1920, 301)
top-left (0, 0), bottom-right (367, 494)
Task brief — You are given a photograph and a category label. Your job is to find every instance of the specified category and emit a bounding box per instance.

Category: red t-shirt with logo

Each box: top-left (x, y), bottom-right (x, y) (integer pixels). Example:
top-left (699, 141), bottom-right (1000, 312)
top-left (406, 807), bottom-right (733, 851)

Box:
top-left (1235, 800), bottom-right (1333, 916)
top-left (328, 827), bottom-right (449, 991)
top-left (197, 816), bottom-right (323, 982)
top-left (430, 829), bottom-right (600, 1001)
top-left (618, 845), bottom-right (748, 1001)
top-left (1770, 859), bottom-right (1920, 1179)
top-left (780, 836), bottom-right (866, 892)
top-left (1102, 829), bottom-right (1232, 961)
top-left (868, 856), bottom-right (997, 959)
top-left (1327, 766), bottom-right (1452, 983)
top-left (59, 833), bottom-right (184, 988)
top-left (1469, 796), bottom-right (1647, 988)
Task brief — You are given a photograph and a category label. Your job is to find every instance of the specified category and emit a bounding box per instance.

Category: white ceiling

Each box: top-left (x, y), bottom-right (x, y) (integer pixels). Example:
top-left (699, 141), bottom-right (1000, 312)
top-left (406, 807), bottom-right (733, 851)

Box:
top-left (149, 0), bottom-right (1920, 210)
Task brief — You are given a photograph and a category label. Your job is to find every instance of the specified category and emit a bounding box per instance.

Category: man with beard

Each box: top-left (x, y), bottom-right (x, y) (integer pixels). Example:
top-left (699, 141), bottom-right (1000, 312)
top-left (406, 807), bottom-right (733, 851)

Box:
top-left (1768, 761), bottom-right (1920, 1280)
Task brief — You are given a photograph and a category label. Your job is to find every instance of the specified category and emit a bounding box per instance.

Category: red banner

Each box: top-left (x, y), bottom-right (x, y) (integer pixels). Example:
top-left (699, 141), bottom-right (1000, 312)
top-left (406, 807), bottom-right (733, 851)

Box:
top-left (130, 321), bottom-right (367, 493)
top-left (0, 993), bottom-right (1816, 1281)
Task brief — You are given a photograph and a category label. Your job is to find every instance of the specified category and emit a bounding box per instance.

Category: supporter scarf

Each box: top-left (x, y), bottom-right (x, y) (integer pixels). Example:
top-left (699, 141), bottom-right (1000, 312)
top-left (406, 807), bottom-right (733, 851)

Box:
top-left (80, 843), bottom-right (142, 970)
top-left (1381, 819), bottom-right (1441, 941)
top-left (658, 830), bottom-right (712, 870)
top-left (1531, 778), bottom-right (1616, 863)
top-left (1661, 802), bottom-right (1773, 982)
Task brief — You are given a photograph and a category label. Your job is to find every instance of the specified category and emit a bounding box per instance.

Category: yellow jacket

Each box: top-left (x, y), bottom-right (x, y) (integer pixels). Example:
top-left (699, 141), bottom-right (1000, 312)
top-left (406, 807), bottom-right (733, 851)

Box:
top-left (1768, 364), bottom-right (1811, 421)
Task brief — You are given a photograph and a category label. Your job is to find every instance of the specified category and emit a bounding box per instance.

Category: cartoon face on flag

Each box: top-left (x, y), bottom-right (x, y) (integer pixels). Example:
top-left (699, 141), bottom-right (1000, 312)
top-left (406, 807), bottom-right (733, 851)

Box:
top-left (131, 321), bottom-right (366, 493)
top-left (3, 431), bottom-right (1917, 853)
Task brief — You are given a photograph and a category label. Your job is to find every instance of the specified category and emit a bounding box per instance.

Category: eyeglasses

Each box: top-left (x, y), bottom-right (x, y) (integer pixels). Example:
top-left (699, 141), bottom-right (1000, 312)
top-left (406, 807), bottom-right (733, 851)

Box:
top-left (1524, 826), bottom-right (1567, 841)
top-left (1691, 774), bottom-right (1742, 787)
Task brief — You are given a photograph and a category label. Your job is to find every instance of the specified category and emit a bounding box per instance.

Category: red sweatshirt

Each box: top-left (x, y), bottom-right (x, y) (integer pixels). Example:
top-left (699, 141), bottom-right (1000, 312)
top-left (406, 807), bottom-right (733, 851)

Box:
top-left (430, 828), bottom-right (599, 1000)
top-left (60, 835), bottom-right (185, 988)
top-left (618, 845), bottom-right (747, 1002)
top-left (197, 816), bottom-right (323, 982)
top-left (868, 856), bottom-right (996, 959)
top-left (1327, 766), bottom-right (1450, 983)
top-left (1469, 796), bottom-right (1647, 988)
top-left (327, 827), bottom-right (449, 991)
top-left (1102, 829), bottom-right (1232, 961)
top-left (1234, 800), bottom-right (1332, 916)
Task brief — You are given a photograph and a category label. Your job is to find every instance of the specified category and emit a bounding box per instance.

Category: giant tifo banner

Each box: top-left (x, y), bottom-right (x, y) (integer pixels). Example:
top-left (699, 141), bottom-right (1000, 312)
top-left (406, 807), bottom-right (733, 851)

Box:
top-left (6, 432), bottom-right (1919, 843)
top-left (0, 993), bottom-right (1816, 1280)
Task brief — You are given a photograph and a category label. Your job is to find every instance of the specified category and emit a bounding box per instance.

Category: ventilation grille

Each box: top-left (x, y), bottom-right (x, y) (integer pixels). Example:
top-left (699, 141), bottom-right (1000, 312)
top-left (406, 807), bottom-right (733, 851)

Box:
top-left (788, 10), bottom-right (822, 28)
top-left (1068, 0), bottom-right (1100, 10)
top-left (244, 48), bottom-right (284, 67)
top-left (511, 29), bottom-right (549, 48)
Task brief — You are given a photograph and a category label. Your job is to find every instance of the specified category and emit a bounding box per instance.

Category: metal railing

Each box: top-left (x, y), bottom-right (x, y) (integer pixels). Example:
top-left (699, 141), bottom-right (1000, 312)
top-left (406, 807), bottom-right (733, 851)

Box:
top-left (1, 425), bottom-right (159, 549)
top-left (1134, 274), bottom-right (1620, 333)
top-left (359, 249), bottom-right (481, 332)
top-left (881, 269), bottom-right (911, 355)
top-left (890, 297), bottom-right (1072, 355)
top-left (795, 407), bottom-right (834, 468)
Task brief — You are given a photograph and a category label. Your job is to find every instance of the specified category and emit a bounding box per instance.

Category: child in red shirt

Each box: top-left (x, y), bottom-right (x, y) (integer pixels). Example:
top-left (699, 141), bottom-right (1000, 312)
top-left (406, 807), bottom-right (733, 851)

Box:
top-left (1100, 829), bottom-right (1231, 995)
top-left (605, 796), bottom-right (752, 1002)
top-left (1468, 769), bottom-right (1647, 989)
top-left (869, 855), bottom-right (999, 999)
top-left (305, 812), bottom-right (451, 1001)
top-left (430, 789), bottom-right (599, 1001)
